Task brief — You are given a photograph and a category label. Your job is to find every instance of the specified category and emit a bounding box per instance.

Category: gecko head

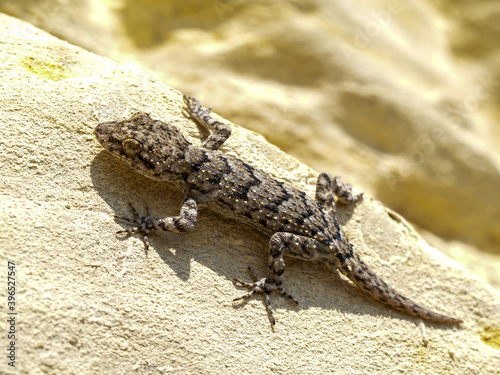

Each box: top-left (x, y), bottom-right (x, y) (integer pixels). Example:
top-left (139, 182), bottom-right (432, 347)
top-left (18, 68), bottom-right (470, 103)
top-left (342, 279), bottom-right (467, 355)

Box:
top-left (95, 112), bottom-right (191, 179)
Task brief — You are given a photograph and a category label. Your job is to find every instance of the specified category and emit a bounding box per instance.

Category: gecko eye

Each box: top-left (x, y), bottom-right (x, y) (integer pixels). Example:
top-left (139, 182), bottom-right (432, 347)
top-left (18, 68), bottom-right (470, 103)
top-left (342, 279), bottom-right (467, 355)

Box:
top-left (122, 138), bottom-right (142, 157)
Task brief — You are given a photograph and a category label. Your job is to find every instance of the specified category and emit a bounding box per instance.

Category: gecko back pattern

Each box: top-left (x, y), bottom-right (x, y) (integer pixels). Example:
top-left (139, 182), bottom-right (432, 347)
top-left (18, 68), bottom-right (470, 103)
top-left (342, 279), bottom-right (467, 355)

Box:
top-left (94, 95), bottom-right (462, 326)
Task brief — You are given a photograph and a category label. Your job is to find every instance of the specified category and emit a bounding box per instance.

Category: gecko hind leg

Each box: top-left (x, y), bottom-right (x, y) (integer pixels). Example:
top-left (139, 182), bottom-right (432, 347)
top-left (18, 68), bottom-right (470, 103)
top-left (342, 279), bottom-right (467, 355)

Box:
top-left (332, 175), bottom-right (363, 204)
top-left (315, 172), bottom-right (363, 215)
top-left (233, 232), bottom-right (323, 326)
top-left (315, 172), bottom-right (337, 215)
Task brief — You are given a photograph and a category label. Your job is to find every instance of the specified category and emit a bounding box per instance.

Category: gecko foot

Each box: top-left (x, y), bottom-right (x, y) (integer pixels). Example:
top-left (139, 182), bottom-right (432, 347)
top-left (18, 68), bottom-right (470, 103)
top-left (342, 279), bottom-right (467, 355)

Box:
top-left (233, 267), bottom-right (298, 326)
top-left (114, 203), bottom-right (155, 252)
top-left (333, 175), bottom-right (364, 204)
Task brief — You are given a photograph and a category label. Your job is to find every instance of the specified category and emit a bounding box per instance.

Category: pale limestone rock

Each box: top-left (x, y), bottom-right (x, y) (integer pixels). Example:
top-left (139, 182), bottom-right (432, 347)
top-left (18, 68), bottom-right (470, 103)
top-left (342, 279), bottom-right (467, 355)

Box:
top-left (0, 14), bottom-right (499, 375)
top-left (2, 1), bottom-right (499, 292)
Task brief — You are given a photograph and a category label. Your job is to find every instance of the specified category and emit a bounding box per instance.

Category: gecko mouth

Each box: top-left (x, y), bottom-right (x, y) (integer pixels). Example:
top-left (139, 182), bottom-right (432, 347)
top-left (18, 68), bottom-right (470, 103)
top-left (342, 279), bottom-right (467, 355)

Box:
top-left (94, 123), bottom-right (119, 153)
top-left (94, 123), bottom-right (107, 144)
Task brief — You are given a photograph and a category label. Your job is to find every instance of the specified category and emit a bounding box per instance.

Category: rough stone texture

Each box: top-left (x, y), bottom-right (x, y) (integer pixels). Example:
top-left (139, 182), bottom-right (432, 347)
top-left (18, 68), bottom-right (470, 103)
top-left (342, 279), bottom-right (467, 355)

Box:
top-left (1, 14), bottom-right (499, 375)
top-left (2, 0), bottom-right (499, 294)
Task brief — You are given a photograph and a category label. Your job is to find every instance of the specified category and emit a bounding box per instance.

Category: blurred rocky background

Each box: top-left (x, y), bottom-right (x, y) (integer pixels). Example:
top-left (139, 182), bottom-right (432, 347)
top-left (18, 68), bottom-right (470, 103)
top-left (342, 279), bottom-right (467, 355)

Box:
top-left (2, 0), bottom-right (499, 290)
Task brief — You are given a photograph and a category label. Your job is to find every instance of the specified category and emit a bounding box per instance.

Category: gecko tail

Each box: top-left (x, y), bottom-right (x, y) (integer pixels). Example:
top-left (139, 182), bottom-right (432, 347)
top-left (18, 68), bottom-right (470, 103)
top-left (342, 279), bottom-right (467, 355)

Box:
top-left (336, 255), bottom-right (462, 325)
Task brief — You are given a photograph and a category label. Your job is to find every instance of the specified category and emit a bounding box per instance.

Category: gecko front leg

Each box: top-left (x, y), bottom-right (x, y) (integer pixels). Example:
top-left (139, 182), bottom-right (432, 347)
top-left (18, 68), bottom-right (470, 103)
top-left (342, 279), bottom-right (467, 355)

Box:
top-left (115, 197), bottom-right (198, 252)
top-left (182, 95), bottom-right (232, 151)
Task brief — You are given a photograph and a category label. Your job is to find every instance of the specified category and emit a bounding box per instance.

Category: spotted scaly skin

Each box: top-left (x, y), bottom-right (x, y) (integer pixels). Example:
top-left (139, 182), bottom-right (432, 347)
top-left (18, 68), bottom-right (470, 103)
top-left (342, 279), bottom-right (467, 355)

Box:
top-left (94, 95), bottom-right (462, 326)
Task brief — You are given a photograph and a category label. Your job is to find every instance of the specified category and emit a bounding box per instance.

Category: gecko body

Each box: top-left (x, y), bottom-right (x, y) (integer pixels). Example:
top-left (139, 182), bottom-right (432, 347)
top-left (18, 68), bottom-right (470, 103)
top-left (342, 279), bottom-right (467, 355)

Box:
top-left (94, 95), bottom-right (462, 326)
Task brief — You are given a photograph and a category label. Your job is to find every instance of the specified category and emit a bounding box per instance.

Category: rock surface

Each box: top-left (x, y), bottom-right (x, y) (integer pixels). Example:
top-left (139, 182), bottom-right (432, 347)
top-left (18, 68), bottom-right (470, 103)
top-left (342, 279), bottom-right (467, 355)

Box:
top-left (0, 14), bottom-right (499, 375)
top-left (2, 0), bottom-right (499, 292)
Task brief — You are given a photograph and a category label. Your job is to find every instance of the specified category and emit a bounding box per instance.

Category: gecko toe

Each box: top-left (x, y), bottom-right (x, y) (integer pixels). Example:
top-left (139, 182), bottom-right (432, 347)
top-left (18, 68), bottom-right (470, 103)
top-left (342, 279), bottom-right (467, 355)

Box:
top-left (233, 268), bottom-right (298, 326)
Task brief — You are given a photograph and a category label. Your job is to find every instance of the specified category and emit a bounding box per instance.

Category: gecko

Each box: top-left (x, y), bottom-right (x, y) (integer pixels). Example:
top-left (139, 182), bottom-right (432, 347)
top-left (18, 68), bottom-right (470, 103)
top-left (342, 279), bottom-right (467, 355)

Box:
top-left (94, 95), bottom-right (462, 326)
